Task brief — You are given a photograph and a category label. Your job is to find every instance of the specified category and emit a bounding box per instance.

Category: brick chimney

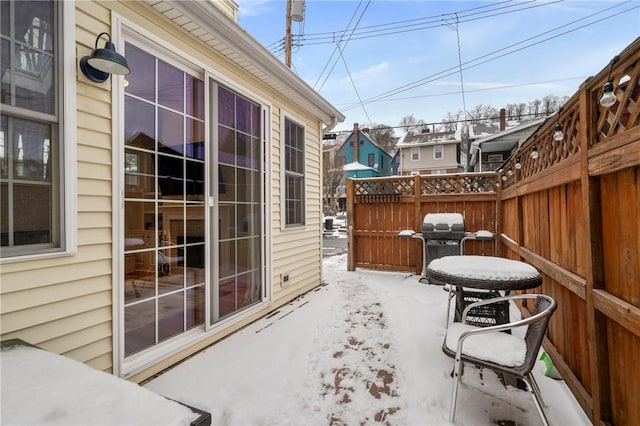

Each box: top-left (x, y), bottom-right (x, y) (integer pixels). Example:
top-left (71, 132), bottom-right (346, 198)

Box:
top-left (499, 108), bottom-right (506, 131)
top-left (352, 122), bottom-right (359, 164)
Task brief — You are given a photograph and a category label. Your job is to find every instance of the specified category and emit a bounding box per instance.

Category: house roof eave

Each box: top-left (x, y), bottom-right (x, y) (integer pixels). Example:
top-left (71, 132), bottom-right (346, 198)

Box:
top-left (150, 1), bottom-right (345, 127)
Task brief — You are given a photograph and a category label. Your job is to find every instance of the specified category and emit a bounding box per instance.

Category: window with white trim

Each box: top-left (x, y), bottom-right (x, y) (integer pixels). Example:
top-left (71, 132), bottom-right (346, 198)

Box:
top-left (433, 144), bottom-right (443, 160)
top-left (411, 147), bottom-right (419, 161)
top-left (283, 117), bottom-right (305, 227)
top-left (1, 0), bottom-right (65, 257)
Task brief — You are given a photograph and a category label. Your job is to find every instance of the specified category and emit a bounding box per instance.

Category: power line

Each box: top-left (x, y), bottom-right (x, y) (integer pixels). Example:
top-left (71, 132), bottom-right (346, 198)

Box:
top-left (314, 0), bottom-right (371, 91)
top-left (330, 110), bottom-right (558, 134)
top-left (333, 76), bottom-right (587, 106)
top-left (267, 0), bottom-right (516, 49)
top-left (299, 0), bottom-right (561, 46)
top-left (448, 13), bottom-right (468, 123)
top-left (340, 2), bottom-right (636, 112)
top-left (337, 43), bottom-right (373, 125)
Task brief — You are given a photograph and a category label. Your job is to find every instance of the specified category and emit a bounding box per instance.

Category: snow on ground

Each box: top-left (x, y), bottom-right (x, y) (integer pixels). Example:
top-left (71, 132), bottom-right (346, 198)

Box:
top-left (1, 343), bottom-right (198, 426)
top-left (146, 254), bottom-right (590, 426)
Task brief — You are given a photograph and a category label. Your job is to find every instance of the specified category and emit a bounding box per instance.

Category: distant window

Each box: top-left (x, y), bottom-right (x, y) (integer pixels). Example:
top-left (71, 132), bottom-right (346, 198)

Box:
top-left (283, 117), bottom-right (305, 227)
top-left (368, 153), bottom-right (374, 167)
top-left (411, 147), bottom-right (419, 161)
top-left (434, 144), bottom-right (443, 160)
top-left (487, 154), bottom-right (503, 163)
top-left (432, 169), bottom-right (447, 175)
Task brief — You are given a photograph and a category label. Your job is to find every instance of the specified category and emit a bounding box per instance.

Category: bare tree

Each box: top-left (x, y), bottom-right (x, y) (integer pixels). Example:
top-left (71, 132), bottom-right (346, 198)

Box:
top-left (441, 111), bottom-right (462, 131)
top-left (323, 148), bottom-right (344, 215)
top-left (528, 99), bottom-right (542, 117)
top-left (542, 95), bottom-right (555, 115)
top-left (367, 124), bottom-right (396, 154)
top-left (399, 114), bottom-right (427, 133)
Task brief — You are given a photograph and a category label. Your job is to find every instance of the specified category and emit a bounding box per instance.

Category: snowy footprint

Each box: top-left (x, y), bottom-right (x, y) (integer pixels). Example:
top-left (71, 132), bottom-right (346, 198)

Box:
top-left (303, 277), bottom-right (405, 425)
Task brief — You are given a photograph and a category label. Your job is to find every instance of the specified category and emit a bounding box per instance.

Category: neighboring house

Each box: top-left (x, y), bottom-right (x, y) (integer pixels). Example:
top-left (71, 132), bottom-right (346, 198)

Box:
top-left (396, 129), bottom-right (462, 175)
top-left (390, 149), bottom-right (400, 176)
top-left (397, 109), bottom-right (549, 175)
top-left (469, 117), bottom-right (546, 172)
top-left (0, 0), bottom-right (344, 382)
top-left (322, 140), bottom-right (344, 212)
top-left (337, 123), bottom-right (393, 179)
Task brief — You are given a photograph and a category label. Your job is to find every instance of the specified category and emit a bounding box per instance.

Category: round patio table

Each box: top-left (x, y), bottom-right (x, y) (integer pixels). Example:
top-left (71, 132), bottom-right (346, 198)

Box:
top-left (426, 255), bottom-right (542, 326)
top-left (426, 255), bottom-right (542, 291)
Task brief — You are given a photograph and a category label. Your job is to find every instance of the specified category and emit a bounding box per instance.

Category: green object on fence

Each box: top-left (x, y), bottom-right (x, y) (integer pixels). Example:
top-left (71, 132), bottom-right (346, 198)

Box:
top-left (540, 351), bottom-right (562, 380)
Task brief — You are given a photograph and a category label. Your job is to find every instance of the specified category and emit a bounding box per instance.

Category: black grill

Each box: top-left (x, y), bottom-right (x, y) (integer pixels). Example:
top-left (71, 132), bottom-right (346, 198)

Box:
top-left (422, 213), bottom-right (465, 265)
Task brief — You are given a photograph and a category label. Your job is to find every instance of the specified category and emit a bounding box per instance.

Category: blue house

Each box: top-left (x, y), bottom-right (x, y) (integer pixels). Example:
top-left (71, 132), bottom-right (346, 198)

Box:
top-left (338, 123), bottom-right (393, 179)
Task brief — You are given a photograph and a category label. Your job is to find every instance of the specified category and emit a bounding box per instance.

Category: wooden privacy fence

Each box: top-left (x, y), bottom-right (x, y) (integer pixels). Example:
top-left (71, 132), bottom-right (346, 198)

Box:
top-left (345, 173), bottom-right (500, 274)
top-left (346, 37), bottom-right (640, 425)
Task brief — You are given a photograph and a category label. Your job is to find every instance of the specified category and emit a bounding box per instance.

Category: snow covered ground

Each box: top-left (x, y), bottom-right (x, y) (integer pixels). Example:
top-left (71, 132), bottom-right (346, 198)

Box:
top-left (146, 254), bottom-right (590, 426)
top-left (1, 342), bottom-right (199, 426)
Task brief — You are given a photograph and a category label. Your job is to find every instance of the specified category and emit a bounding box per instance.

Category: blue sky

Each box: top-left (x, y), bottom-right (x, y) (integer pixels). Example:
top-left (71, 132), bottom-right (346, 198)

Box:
top-left (235, 1), bottom-right (639, 133)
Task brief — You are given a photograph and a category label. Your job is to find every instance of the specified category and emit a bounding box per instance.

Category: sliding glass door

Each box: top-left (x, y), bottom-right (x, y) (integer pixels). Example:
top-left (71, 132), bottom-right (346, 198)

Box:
top-left (212, 84), bottom-right (264, 323)
top-left (121, 39), bottom-right (266, 360)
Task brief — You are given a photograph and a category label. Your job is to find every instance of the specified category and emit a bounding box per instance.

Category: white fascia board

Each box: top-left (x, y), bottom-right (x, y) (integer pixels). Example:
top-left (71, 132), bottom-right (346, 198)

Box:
top-left (165, 1), bottom-right (344, 126)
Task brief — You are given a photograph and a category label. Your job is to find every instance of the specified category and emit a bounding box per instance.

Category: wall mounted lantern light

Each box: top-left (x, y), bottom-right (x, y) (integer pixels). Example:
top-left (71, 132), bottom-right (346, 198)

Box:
top-left (80, 32), bottom-right (130, 83)
top-left (599, 55), bottom-right (620, 108)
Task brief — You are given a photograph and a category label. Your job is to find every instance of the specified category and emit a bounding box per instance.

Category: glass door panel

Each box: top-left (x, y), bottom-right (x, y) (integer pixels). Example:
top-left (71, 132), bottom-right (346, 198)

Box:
top-left (123, 42), bottom-right (205, 357)
top-left (211, 84), bottom-right (263, 323)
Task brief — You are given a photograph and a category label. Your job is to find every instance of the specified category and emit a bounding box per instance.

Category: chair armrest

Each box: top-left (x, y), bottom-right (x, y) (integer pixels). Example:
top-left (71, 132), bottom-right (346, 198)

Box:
top-left (453, 296), bottom-right (554, 365)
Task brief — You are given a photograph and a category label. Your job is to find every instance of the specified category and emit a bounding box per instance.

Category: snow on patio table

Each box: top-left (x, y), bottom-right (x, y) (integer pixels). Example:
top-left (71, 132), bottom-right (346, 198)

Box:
top-left (428, 255), bottom-right (541, 281)
top-left (145, 254), bottom-right (589, 426)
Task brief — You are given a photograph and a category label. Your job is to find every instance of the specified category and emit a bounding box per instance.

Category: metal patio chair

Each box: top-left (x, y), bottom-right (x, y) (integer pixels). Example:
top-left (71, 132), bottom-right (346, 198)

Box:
top-left (442, 293), bottom-right (557, 425)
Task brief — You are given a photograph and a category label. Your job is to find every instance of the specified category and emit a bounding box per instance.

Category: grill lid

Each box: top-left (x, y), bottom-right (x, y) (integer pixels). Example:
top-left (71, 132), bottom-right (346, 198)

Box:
top-left (422, 213), bottom-right (465, 239)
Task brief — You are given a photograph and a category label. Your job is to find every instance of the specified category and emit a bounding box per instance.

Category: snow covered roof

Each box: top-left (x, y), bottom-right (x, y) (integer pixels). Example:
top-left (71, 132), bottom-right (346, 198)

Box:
top-left (343, 161), bottom-right (376, 172)
top-left (396, 130), bottom-right (458, 147)
top-left (473, 117), bottom-right (547, 147)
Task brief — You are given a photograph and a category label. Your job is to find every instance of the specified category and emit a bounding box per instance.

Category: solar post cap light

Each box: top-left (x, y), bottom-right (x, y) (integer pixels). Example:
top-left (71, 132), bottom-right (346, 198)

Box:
top-left (80, 32), bottom-right (130, 83)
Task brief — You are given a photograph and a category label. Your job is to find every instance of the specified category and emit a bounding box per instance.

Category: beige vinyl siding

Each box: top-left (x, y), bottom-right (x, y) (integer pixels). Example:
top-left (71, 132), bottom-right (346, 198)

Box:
top-left (1, 0), bottom-right (329, 382)
top-left (401, 142), bottom-right (459, 173)
top-left (1, 1), bottom-right (115, 369)
top-left (270, 105), bottom-right (323, 298)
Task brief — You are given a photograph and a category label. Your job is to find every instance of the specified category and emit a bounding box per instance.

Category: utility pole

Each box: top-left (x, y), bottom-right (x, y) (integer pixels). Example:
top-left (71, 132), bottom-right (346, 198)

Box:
top-left (285, 0), bottom-right (305, 68)
top-left (285, 0), bottom-right (292, 67)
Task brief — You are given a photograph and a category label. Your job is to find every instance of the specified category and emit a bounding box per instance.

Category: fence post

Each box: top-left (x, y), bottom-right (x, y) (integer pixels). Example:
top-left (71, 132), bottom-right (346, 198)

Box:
top-left (495, 177), bottom-right (503, 258)
top-left (579, 80), bottom-right (610, 424)
top-left (414, 174), bottom-right (423, 275)
top-left (346, 178), bottom-right (355, 271)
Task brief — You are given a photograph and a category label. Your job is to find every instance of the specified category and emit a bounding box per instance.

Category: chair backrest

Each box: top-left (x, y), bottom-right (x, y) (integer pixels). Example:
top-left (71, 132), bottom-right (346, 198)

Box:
top-left (520, 295), bottom-right (557, 375)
